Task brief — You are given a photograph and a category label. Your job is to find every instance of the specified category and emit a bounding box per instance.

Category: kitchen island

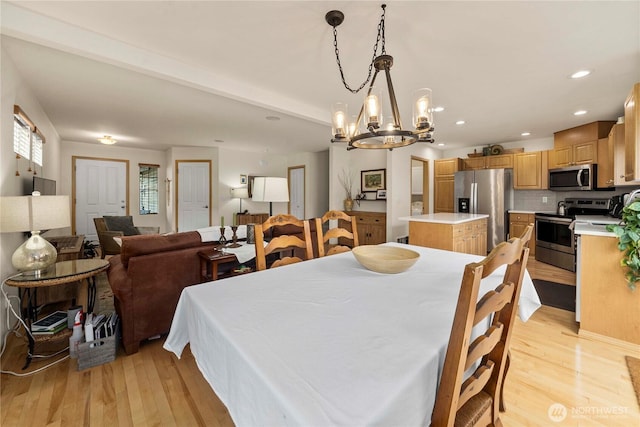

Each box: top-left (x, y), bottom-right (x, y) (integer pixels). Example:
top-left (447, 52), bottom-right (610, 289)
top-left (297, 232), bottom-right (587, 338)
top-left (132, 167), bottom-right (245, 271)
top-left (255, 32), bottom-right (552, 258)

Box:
top-left (400, 213), bottom-right (489, 256)
top-left (574, 222), bottom-right (640, 346)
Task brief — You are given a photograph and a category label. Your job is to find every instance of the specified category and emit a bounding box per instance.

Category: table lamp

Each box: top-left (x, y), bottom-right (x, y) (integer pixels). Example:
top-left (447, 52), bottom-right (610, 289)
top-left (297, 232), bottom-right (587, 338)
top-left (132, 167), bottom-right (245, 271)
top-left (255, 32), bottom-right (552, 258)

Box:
top-left (0, 192), bottom-right (71, 275)
top-left (251, 177), bottom-right (289, 216)
top-left (230, 187), bottom-right (249, 213)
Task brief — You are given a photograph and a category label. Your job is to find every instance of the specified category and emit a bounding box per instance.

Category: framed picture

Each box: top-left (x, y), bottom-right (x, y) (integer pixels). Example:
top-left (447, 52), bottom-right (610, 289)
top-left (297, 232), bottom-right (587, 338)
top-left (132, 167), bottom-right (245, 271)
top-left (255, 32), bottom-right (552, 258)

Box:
top-left (361, 169), bottom-right (386, 192)
top-left (376, 189), bottom-right (387, 200)
top-left (240, 174), bottom-right (247, 185)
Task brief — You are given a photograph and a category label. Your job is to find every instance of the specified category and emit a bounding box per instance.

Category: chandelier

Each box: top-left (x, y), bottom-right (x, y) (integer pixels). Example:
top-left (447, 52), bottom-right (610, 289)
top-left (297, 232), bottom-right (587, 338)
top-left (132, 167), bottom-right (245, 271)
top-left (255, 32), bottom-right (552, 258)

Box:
top-left (327, 4), bottom-right (434, 150)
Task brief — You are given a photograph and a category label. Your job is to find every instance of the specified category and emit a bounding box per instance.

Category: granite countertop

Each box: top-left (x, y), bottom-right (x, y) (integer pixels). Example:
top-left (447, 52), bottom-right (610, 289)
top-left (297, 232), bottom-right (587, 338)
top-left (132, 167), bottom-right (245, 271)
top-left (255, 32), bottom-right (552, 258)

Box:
top-left (398, 213), bottom-right (489, 225)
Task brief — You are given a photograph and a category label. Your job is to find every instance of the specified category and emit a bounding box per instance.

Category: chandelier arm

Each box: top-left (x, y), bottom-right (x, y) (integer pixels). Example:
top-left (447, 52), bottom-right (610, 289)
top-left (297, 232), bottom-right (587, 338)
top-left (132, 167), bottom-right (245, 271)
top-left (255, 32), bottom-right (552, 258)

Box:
top-left (383, 65), bottom-right (402, 129)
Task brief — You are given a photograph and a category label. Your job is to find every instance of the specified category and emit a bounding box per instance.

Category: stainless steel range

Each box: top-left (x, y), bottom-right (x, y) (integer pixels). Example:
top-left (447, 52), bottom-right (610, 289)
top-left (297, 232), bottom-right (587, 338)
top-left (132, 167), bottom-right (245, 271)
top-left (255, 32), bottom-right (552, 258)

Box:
top-left (535, 198), bottom-right (612, 272)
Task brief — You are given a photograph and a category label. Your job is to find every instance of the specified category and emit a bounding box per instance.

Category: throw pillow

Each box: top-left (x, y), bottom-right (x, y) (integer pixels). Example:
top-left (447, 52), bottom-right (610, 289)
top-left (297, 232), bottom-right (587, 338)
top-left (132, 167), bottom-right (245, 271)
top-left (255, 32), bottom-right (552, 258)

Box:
top-left (103, 216), bottom-right (140, 236)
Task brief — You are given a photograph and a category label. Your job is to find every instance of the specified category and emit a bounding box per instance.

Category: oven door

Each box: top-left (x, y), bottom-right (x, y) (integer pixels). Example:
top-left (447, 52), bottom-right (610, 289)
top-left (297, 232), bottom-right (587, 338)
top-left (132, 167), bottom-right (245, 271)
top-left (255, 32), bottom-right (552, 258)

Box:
top-left (535, 215), bottom-right (574, 254)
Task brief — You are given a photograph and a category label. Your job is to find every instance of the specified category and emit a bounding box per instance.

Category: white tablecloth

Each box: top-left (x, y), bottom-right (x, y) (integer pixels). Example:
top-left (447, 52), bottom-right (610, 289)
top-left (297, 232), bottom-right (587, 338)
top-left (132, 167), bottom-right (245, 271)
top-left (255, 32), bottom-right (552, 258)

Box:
top-left (164, 243), bottom-right (541, 426)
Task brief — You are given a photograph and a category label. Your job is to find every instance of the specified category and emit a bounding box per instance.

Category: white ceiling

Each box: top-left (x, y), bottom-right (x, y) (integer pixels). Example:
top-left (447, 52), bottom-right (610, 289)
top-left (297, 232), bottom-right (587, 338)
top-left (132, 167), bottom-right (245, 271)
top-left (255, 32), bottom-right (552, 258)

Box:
top-left (1, 1), bottom-right (639, 154)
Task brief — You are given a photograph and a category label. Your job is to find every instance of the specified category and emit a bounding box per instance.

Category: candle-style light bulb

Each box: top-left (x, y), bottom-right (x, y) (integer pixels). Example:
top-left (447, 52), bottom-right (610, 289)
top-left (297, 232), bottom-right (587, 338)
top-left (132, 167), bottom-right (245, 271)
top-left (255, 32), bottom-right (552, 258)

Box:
top-left (365, 94), bottom-right (380, 128)
top-left (413, 88), bottom-right (433, 130)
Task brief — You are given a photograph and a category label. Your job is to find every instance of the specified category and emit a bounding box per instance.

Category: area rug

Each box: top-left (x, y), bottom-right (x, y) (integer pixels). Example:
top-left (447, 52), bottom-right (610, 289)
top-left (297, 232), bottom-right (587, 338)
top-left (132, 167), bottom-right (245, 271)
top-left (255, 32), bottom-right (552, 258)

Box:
top-left (532, 279), bottom-right (576, 312)
top-left (95, 271), bottom-right (115, 313)
top-left (626, 356), bottom-right (640, 408)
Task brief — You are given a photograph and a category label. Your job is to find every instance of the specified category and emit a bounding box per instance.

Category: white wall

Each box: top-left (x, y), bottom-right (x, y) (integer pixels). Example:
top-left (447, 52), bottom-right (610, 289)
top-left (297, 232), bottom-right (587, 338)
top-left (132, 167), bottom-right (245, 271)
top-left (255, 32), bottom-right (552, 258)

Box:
top-left (1, 48), bottom-right (63, 345)
top-left (443, 137), bottom-right (554, 158)
top-left (287, 150), bottom-right (329, 219)
top-left (60, 141), bottom-right (168, 231)
top-left (388, 144), bottom-right (442, 242)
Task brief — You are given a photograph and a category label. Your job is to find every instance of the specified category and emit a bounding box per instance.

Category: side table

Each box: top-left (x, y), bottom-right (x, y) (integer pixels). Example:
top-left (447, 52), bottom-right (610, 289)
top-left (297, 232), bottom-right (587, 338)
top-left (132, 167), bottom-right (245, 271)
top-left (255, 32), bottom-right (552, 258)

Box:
top-left (198, 250), bottom-right (238, 282)
top-left (5, 258), bottom-right (109, 369)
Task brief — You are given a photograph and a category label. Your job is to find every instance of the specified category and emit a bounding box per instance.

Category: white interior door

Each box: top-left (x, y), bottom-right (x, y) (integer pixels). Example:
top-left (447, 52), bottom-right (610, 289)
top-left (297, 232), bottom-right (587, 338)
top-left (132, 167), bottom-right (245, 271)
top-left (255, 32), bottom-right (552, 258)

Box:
top-left (289, 166), bottom-right (305, 219)
top-left (177, 161), bottom-right (211, 231)
top-left (74, 158), bottom-right (128, 241)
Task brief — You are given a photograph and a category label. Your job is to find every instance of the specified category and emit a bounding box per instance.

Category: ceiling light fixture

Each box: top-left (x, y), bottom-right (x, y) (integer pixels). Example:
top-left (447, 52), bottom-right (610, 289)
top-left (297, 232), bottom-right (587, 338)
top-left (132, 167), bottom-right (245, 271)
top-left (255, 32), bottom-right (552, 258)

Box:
top-left (574, 110), bottom-right (587, 116)
top-left (98, 135), bottom-right (117, 145)
top-left (327, 4), bottom-right (434, 151)
top-left (521, 132), bottom-right (531, 136)
top-left (570, 70), bottom-right (591, 79)
top-left (456, 120), bottom-right (465, 125)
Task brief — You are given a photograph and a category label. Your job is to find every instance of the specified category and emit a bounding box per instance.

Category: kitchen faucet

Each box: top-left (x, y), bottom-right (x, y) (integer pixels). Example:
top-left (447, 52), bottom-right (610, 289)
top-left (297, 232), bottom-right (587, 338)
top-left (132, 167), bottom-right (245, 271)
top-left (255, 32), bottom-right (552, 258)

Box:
top-left (625, 188), bottom-right (640, 206)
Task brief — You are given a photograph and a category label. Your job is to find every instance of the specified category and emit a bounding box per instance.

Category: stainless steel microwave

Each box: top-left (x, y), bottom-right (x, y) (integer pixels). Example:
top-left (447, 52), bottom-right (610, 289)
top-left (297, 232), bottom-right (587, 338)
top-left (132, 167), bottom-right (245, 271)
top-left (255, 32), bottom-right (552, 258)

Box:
top-left (548, 164), bottom-right (595, 191)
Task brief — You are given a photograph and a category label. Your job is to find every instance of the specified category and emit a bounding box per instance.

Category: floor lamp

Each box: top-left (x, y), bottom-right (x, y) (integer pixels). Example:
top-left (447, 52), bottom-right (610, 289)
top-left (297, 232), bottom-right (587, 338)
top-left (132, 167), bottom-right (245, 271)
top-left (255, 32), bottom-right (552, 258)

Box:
top-left (251, 177), bottom-right (289, 216)
top-left (230, 187), bottom-right (249, 213)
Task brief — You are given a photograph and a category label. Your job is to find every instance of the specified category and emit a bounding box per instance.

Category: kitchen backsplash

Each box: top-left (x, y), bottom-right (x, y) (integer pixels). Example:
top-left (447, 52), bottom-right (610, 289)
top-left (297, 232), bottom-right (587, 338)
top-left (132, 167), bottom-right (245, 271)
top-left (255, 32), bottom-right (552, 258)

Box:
top-left (513, 187), bottom-right (640, 213)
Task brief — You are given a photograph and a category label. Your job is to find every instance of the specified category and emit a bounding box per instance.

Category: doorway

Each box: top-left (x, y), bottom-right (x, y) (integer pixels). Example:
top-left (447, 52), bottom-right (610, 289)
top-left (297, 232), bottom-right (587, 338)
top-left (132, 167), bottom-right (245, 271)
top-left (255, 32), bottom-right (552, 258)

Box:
top-left (73, 157), bottom-right (129, 241)
top-left (411, 156), bottom-right (429, 215)
top-left (288, 165), bottom-right (305, 218)
top-left (176, 160), bottom-right (211, 232)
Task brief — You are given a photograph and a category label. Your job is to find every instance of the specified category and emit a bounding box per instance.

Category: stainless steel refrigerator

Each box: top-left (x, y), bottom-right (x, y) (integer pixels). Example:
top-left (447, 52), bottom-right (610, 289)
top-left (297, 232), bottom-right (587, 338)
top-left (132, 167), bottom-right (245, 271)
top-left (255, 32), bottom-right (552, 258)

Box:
top-left (454, 168), bottom-right (514, 252)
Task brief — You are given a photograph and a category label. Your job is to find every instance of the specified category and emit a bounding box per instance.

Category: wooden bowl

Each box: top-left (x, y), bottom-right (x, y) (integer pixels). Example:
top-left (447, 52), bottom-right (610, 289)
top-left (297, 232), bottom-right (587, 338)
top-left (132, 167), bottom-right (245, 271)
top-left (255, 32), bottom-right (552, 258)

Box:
top-left (352, 245), bottom-right (420, 274)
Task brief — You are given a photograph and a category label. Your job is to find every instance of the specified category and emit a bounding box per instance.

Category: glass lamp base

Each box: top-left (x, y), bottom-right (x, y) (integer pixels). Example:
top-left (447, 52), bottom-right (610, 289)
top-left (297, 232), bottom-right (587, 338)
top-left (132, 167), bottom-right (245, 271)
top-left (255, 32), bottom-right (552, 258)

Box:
top-left (12, 232), bottom-right (58, 275)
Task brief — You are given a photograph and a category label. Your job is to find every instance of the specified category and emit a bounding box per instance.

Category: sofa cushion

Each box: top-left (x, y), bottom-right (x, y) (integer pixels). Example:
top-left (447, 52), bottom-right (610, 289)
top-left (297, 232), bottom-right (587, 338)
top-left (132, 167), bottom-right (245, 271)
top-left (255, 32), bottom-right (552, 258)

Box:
top-left (119, 231), bottom-right (210, 267)
top-left (104, 216), bottom-right (140, 236)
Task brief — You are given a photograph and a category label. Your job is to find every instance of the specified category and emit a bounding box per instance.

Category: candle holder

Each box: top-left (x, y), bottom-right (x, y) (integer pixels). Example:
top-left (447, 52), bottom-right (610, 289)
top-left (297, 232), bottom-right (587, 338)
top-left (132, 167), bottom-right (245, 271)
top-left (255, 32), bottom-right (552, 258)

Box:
top-left (217, 227), bottom-right (227, 248)
top-left (227, 225), bottom-right (242, 248)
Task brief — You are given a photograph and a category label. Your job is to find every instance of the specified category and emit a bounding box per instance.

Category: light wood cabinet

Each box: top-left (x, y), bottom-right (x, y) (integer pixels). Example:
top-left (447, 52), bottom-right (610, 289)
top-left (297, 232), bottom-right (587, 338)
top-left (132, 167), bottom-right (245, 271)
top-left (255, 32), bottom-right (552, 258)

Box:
top-left (611, 123), bottom-right (627, 186)
top-left (597, 136), bottom-right (615, 188)
top-left (461, 154), bottom-right (514, 170)
top-left (550, 121), bottom-right (615, 169)
top-left (513, 151), bottom-right (548, 190)
top-left (509, 213), bottom-right (536, 257)
top-left (434, 158), bottom-right (461, 213)
top-left (579, 234), bottom-right (640, 345)
top-left (624, 82), bottom-right (640, 182)
top-left (409, 218), bottom-right (488, 256)
top-left (344, 211), bottom-right (386, 245)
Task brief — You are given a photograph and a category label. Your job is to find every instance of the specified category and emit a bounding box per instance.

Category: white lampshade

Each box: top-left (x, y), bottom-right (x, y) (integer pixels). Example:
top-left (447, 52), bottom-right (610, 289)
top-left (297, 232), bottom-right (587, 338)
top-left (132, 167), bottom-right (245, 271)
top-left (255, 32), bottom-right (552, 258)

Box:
top-left (251, 177), bottom-right (289, 202)
top-left (230, 187), bottom-right (249, 199)
top-left (0, 194), bottom-right (71, 274)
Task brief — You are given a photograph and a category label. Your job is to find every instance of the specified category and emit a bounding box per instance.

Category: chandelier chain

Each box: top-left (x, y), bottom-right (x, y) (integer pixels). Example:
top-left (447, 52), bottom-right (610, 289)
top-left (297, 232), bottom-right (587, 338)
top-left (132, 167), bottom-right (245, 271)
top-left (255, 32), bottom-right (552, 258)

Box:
top-left (332, 6), bottom-right (386, 94)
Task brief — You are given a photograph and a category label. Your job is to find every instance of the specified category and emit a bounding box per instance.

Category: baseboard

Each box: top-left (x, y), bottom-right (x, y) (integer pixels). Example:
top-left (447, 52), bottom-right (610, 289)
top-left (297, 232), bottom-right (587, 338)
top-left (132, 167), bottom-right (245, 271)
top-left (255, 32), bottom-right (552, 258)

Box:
top-left (578, 329), bottom-right (640, 353)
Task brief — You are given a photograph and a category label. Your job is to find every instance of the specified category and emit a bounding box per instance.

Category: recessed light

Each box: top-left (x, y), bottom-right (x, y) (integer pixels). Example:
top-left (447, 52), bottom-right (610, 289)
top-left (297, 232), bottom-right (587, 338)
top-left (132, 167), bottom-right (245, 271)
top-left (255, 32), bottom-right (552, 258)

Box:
top-left (433, 106), bottom-right (445, 112)
top-left (265, 115), bottom-right (281, 121)
top-left (214, 139), bottom-right (224, 143)
top-left (574, 110), bottom-right (587, 116)
top-left (437, 143), bottom-right (445, 147)
top-left (521, 132), bottom-right (531, 136)
top-left (455, 120), bottom-right (465, 125)
top-left (570, 70), bottom-right (591, 79)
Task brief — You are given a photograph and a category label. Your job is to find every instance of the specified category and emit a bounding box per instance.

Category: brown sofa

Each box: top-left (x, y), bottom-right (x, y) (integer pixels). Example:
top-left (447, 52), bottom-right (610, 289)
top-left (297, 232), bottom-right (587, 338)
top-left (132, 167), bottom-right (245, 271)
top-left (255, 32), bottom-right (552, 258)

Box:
top-left (107, 231), bottom-right (216, 354)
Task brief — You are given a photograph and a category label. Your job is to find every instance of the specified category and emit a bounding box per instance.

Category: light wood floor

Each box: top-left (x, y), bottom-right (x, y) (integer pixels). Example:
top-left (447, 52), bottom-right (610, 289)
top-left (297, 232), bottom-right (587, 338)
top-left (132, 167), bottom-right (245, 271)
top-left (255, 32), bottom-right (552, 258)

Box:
top-left (527, 256), bottom-right (576, 286)
top-left (1, 306), bottom-right (638, 426)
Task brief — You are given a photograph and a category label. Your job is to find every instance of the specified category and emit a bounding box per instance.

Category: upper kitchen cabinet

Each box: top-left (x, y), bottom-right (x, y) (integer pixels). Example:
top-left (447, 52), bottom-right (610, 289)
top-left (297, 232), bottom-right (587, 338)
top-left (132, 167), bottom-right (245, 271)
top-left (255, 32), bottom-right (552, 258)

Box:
top-left (461, 154), bottom-right (514, 170)
top-left (598, 123), bottom-right (628, 188)
top-left (624, 83), bottom-right (640, 182)
top-left (434, 158), bottom-right (461, 213)
top-left (514, 151), bottom-right (548, 189)
top-left (549, 121), bottom-right (616, 169)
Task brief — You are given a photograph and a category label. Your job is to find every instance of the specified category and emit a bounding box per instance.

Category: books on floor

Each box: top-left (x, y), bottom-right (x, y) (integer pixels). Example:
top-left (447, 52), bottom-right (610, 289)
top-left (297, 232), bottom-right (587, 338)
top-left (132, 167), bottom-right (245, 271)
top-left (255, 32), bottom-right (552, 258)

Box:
top-left (31, 310), bottom-right (68, 333)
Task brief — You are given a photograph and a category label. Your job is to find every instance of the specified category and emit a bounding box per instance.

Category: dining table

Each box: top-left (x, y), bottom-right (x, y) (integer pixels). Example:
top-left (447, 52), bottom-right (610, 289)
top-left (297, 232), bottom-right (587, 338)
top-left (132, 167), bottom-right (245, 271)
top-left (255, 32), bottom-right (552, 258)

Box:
top-left (164, 242), bottom-right (541, 426)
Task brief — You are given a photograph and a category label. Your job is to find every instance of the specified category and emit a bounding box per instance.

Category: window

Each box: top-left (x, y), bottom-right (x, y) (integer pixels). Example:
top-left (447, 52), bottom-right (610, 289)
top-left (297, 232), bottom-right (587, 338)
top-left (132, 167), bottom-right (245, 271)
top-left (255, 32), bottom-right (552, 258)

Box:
top-left (139, 164), bottom-right (159, 215)
top-left (13, 105), bottom-right (46, 168)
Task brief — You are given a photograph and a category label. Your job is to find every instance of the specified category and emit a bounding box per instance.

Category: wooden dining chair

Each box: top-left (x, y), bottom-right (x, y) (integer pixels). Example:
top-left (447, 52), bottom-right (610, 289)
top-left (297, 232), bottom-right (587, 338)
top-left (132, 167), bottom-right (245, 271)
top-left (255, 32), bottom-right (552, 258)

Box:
top-left (314, 210), bottom-right (359, 257)
top-left (254, 214), bottom-right (314, 271)
top-left (431, 225), bottom-right (532, 427)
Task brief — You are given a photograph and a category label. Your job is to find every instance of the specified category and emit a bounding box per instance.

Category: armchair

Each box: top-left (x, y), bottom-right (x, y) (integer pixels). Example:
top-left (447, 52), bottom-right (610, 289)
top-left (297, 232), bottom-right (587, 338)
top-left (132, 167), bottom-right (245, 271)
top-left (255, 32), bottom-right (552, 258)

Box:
top-left (93, 216), bottom-right (159, 258)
